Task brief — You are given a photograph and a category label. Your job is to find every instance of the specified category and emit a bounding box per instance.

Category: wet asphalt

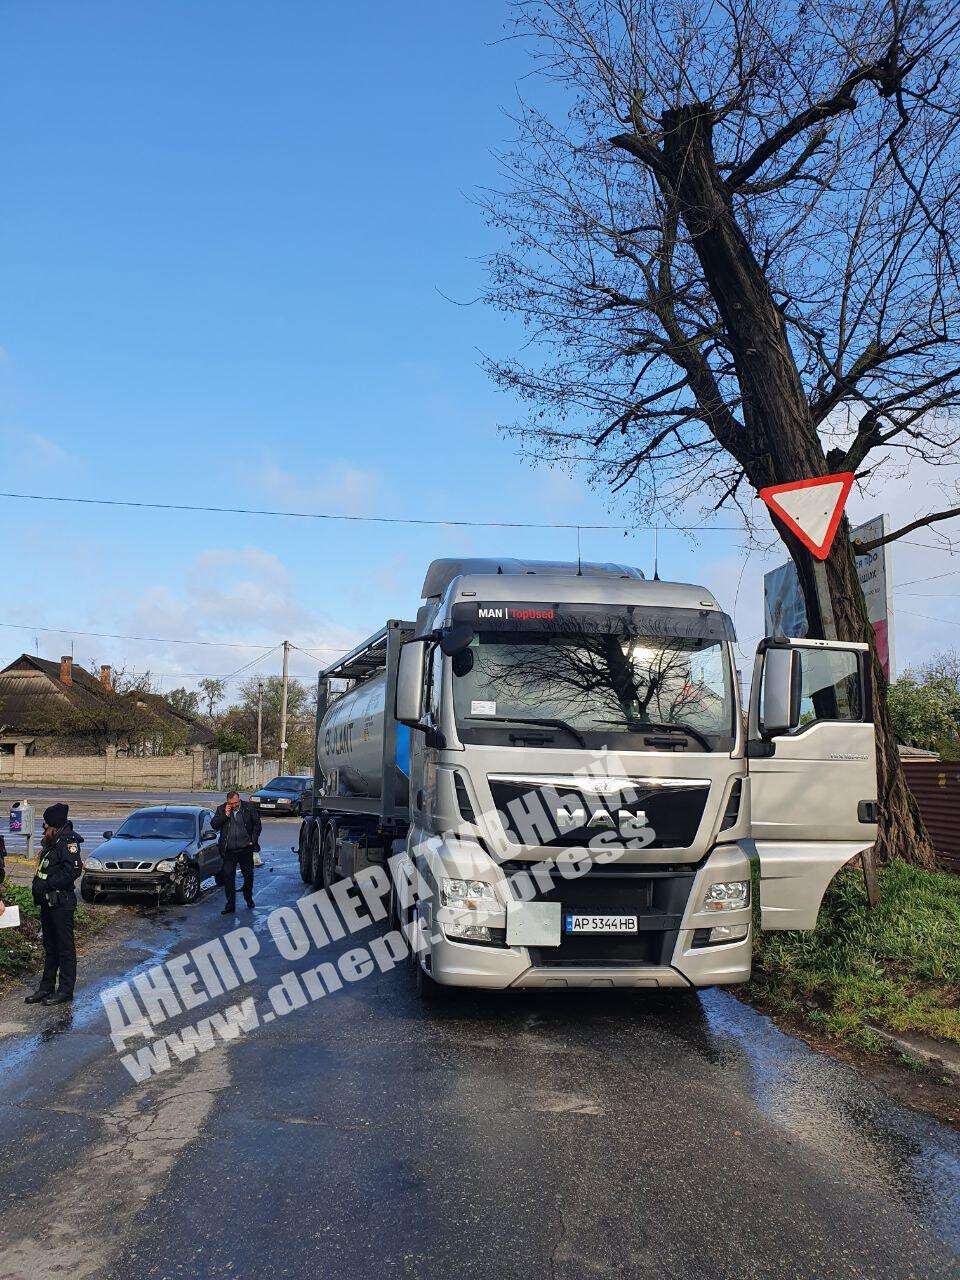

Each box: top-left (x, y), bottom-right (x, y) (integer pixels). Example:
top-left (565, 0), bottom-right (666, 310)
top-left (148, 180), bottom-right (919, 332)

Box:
top-left (0, 822), bottom-right (958, 1280)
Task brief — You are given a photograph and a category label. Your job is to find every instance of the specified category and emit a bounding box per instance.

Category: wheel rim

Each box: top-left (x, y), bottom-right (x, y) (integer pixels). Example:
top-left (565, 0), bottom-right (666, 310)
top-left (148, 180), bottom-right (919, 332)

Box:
top-left (183, 870), bottom-right (200, 901)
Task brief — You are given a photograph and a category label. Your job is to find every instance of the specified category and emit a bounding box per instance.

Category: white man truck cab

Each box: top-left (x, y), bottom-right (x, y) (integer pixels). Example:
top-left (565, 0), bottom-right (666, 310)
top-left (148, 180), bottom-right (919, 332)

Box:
top-left (301, 558), bottom-right (877, 997)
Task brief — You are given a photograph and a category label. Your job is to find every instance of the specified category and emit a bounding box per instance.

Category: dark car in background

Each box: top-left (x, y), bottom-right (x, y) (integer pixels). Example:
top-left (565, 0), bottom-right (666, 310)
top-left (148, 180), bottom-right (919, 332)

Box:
top-left (249, 775), bottom-right (312, 817)
top-left (80, 806), bottom-right (221, 904)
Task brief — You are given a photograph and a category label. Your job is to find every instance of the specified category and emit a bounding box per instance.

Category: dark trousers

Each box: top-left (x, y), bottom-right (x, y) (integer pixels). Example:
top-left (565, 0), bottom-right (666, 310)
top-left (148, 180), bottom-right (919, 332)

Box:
top-left (222, 850), bottom-right (255, 909)
top-left (39, 903), bottom-right (77, 996)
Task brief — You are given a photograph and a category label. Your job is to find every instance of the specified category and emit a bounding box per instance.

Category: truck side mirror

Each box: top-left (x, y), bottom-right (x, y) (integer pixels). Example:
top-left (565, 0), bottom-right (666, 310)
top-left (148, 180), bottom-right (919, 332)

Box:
top-left (760, 647), bottom-right (800, 738)
top-left (439, 623), bottom-right (472, 656)
top-left (396, 639), bottom-right (429, 726)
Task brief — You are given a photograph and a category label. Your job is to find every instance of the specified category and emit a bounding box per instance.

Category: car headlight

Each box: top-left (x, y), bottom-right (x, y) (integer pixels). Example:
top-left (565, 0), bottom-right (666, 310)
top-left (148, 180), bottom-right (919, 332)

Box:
top-left (440, 878), bottom-right (498, 910)
top-left (702, 880), bottom-right (750, 912)
top-left (277, 797), bottom-right (291, 804)
top-left (84, 858), bottom-right (103, 871)
top-left (156, 860), bottom-right (175, 873)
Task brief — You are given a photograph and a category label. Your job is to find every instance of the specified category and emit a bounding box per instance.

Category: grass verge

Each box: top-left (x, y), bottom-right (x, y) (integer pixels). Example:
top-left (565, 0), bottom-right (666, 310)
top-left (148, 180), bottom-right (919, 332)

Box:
top-left (745, 860), bottom-right (960, 1051)
top-left (0, 884), bottom-right (96, 986)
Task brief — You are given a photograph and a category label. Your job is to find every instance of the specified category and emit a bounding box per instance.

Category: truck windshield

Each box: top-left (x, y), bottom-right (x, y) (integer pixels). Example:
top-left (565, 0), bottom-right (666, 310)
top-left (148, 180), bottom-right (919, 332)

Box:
top-left (451, 630), bottom-right (735, 750)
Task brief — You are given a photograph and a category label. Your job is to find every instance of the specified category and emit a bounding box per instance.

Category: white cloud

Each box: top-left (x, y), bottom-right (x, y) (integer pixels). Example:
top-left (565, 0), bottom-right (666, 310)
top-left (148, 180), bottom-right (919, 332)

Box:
top-left (117, 545), bottom-right (364, 691)
top-left (258, 460), bottom-right (383, 516)
top-left (1, 429), bottom-right (79, 470)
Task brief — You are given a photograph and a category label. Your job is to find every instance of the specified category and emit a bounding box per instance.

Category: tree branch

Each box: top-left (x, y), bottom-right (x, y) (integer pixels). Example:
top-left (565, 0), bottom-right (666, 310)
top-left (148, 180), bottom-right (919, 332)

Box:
top-left (853, 504), bottom-right (960, 551)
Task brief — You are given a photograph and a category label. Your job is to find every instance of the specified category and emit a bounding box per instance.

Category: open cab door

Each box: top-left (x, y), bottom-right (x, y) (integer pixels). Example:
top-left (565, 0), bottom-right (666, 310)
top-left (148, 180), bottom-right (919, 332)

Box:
top-left (747, 638), bottom-right (877, 930)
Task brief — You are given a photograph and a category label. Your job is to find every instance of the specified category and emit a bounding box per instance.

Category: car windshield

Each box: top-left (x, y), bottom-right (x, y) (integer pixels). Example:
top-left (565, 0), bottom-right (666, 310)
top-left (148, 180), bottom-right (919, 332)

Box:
top-left (451, 629), bottom-right (735, 749)
top-left (114, 812), bottom-right (196, 840)
top-left (263, 777), bottom-right (306, 791)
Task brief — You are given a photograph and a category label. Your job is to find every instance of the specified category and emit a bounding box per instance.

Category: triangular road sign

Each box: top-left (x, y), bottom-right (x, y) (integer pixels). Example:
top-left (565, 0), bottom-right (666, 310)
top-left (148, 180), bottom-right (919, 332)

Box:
top-left (759, 472), bottom-right (855, 560)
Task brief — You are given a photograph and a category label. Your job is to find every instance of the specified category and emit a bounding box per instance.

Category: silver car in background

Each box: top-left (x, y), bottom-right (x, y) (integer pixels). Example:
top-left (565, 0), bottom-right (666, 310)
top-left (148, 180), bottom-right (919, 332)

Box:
top-left (80, 806), bottom-right (222, 904)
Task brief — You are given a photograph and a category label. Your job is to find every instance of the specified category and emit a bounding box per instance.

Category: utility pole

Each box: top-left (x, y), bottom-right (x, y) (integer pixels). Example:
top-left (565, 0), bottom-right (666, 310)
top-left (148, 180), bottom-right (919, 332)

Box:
top-left (278, 641), bottom-right (290, 774)
top-left (256, 678), bottom-right (264, 756)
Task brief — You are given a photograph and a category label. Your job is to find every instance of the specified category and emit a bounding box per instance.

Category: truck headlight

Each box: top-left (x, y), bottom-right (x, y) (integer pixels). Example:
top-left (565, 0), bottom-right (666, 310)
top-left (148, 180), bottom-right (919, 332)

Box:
top-left (444, 920), bottom-right (495, 943)
top-left (440, 878), bottom-right (498, 910)
top-left (84, 858), bottom-right (103, 871)
top-left (156, 860), bottom-right (175, 873)
top-left (702, 880), bottom-right (749, 912)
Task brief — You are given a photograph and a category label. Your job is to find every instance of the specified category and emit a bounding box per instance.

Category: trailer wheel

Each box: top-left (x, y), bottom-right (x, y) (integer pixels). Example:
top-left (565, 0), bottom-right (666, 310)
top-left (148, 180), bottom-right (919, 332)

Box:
top-left (321, 823), bottom-right (340, 891)
top-left (309, 827), bottom-right (323, 891)
top-left (297, 823), bottom-right (312, 884)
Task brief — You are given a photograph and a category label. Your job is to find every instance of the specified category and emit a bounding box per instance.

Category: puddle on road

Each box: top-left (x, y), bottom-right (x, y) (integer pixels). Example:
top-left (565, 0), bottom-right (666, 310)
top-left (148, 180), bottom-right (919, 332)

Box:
top-left (700, 989), bottom-right (960, 1250)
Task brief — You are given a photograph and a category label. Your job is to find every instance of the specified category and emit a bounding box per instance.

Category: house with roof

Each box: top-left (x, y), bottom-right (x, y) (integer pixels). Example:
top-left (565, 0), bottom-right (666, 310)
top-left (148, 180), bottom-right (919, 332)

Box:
top-left (0, 654), bottom-right (213, 759)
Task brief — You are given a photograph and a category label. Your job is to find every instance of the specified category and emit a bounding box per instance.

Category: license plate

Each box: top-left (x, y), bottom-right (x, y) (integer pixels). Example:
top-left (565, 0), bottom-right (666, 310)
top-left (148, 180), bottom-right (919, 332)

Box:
top-left (564, 913), bottom-right (638, 934)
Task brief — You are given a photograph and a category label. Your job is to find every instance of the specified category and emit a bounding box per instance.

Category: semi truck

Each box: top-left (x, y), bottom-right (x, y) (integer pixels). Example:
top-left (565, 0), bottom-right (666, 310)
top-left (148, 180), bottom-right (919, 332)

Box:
top-left (297, 557), bottom-right (877, 996)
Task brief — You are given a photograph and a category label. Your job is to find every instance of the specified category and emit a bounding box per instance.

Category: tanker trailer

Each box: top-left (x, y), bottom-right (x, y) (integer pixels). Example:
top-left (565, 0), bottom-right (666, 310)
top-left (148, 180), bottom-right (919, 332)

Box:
top-left (296, 620), bottom-right (415, 891)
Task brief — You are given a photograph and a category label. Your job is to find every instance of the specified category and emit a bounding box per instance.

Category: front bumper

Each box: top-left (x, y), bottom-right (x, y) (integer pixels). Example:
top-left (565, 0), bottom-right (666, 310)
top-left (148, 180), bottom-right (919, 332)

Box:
top-left (83, 872), bottom-right (175, 897)
top-left (417, 841), bottom-right (752, 990)
top-left (251, 800), bottom-right (295, 814)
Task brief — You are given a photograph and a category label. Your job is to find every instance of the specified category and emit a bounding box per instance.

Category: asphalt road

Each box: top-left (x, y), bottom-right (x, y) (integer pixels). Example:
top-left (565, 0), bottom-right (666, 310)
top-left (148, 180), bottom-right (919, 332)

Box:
top-left (0, 820), bottom-right (957, 1279)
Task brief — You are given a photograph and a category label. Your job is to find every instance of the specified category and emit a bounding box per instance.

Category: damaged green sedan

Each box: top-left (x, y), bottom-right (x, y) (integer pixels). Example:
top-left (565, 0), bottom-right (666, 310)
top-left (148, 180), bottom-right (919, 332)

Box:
top-left (80, 806), bottom-right (222, 905)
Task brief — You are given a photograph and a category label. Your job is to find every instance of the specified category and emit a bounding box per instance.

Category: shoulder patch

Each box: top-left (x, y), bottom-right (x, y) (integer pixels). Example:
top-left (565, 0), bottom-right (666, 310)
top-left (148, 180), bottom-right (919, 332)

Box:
top-left (67, 842), bottom-right (81, 854)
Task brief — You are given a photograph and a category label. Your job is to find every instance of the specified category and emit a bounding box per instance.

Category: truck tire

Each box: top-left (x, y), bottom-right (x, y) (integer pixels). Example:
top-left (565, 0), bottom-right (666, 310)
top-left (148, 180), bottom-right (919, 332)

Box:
top-left (321, 823), bottom-right (340, 891)
top-left (297, 823), bottom-right (312, 884)
top-left (406, 908), bottom-right (445, 1001)
top-left (309, 827), bottom-right (323, 891)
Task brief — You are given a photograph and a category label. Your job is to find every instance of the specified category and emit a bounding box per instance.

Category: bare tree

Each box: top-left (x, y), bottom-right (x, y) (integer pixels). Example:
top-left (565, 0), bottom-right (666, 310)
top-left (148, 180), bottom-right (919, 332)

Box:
top-left (198, 677), bottom-right (227, 719)
top-left (483, 0), bottom-right (960, 865)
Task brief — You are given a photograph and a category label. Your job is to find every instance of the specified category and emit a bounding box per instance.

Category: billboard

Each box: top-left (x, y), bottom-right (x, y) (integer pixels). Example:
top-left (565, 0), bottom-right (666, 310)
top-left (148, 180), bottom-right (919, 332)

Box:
top-left (763, 514), bottom-right (895, 677)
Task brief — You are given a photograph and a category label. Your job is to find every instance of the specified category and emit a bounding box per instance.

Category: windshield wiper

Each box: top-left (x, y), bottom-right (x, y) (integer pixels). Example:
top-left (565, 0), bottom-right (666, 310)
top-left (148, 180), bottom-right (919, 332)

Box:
top-left (465, 714), bottom-right (587, 748)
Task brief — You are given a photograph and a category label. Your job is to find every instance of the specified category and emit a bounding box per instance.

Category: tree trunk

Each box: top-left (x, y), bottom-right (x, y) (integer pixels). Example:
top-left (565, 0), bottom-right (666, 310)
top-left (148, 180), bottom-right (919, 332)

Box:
top-left (655, 104), bottom-right (935, 869)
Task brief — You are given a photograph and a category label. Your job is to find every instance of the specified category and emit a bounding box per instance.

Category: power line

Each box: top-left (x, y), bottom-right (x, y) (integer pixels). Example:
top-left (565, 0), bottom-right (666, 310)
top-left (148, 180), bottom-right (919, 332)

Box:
top-left (896, 567), bottom-right (960, 588)
top-left (0, 489), bottom-right (745, 533)
top-left (0, 618), bottom-right (351, 653)
top-left (895, 609), bottom-right (960, 628)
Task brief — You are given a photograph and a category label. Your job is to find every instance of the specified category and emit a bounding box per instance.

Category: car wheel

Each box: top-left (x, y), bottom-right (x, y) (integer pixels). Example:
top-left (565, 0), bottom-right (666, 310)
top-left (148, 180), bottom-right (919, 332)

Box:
top-left (174, 864), bottom-right (202, 905)
top-left (321, 824), bottom-right (340, 891)
top-left (80, 879), bottom-right (97, 904)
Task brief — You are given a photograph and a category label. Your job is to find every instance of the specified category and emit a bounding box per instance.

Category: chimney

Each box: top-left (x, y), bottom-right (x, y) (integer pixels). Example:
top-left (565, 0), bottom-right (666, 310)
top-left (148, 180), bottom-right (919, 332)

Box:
top-left (60, 655), bottom-right (73, 686)
top-left (101, 664), bottom-right (113, 692)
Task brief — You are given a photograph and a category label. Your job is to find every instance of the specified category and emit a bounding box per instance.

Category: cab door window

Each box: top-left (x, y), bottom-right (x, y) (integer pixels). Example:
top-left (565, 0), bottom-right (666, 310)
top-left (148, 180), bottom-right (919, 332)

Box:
top-left (794, 648), bottom-right (863, 729)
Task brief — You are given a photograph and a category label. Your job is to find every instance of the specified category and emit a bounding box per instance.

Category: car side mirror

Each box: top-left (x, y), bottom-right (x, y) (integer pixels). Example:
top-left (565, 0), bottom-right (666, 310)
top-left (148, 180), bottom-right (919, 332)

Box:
top-left (396, 639), bottom-right (428, 725)
top-left (202, 828), bottom-right (215, 842)
top-left (102, 830), bottom-right (113, 840)
top-left (760, 647), bottom-right (800, 737)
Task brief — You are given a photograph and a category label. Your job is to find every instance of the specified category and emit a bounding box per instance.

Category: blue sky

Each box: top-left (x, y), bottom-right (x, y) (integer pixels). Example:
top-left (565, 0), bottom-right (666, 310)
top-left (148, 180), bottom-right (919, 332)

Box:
top-left (1, 0), bottom-right (957, 696)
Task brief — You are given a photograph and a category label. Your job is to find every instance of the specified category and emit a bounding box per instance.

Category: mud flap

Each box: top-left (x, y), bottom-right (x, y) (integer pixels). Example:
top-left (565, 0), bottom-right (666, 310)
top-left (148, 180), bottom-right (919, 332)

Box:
top-left (744, 839), bottom-right (871, 930)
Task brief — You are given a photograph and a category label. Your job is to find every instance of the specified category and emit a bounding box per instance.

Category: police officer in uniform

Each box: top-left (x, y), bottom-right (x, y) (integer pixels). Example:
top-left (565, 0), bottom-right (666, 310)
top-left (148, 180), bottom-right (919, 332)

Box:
top-left (25, 802), bottom-right (84, 1006)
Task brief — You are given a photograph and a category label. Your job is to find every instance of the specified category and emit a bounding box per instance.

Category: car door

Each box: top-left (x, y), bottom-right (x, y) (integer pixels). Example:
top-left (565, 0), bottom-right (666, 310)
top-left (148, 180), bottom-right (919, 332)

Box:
top-left (747, 638), bottom-right (877, 930)
top-left (198, 810), bottom-right (219, 875)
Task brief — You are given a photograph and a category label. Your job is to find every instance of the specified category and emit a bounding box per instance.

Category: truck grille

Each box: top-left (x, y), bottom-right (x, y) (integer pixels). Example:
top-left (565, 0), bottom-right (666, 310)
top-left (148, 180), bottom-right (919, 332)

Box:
top-left (489, 776), bottom-right (709, 850)
top-left (502, 862), bottom-right (695, 967)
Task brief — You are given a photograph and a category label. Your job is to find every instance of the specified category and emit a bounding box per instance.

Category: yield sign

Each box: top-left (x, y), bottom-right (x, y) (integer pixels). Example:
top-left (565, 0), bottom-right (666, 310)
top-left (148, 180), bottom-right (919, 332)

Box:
top-left (759, 472), bottom-right (855, 560)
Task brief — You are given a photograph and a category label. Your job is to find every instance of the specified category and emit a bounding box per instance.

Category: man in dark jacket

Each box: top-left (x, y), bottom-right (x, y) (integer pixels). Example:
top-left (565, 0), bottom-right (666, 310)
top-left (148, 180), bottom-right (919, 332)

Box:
top-left (26, 802), bottom-right (83, 1006)
top-left (211, 790), bottom-right (261, 915)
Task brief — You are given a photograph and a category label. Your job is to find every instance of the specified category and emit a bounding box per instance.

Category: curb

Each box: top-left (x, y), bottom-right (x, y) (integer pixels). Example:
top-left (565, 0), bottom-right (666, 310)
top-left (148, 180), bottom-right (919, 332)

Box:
top-left (869, 1026), bottom-right (960, 1079)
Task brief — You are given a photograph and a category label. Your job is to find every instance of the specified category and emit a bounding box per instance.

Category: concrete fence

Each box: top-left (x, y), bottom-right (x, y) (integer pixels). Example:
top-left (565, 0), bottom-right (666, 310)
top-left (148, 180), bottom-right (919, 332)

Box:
top-left (0, 744), bottom-right (278, 792)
